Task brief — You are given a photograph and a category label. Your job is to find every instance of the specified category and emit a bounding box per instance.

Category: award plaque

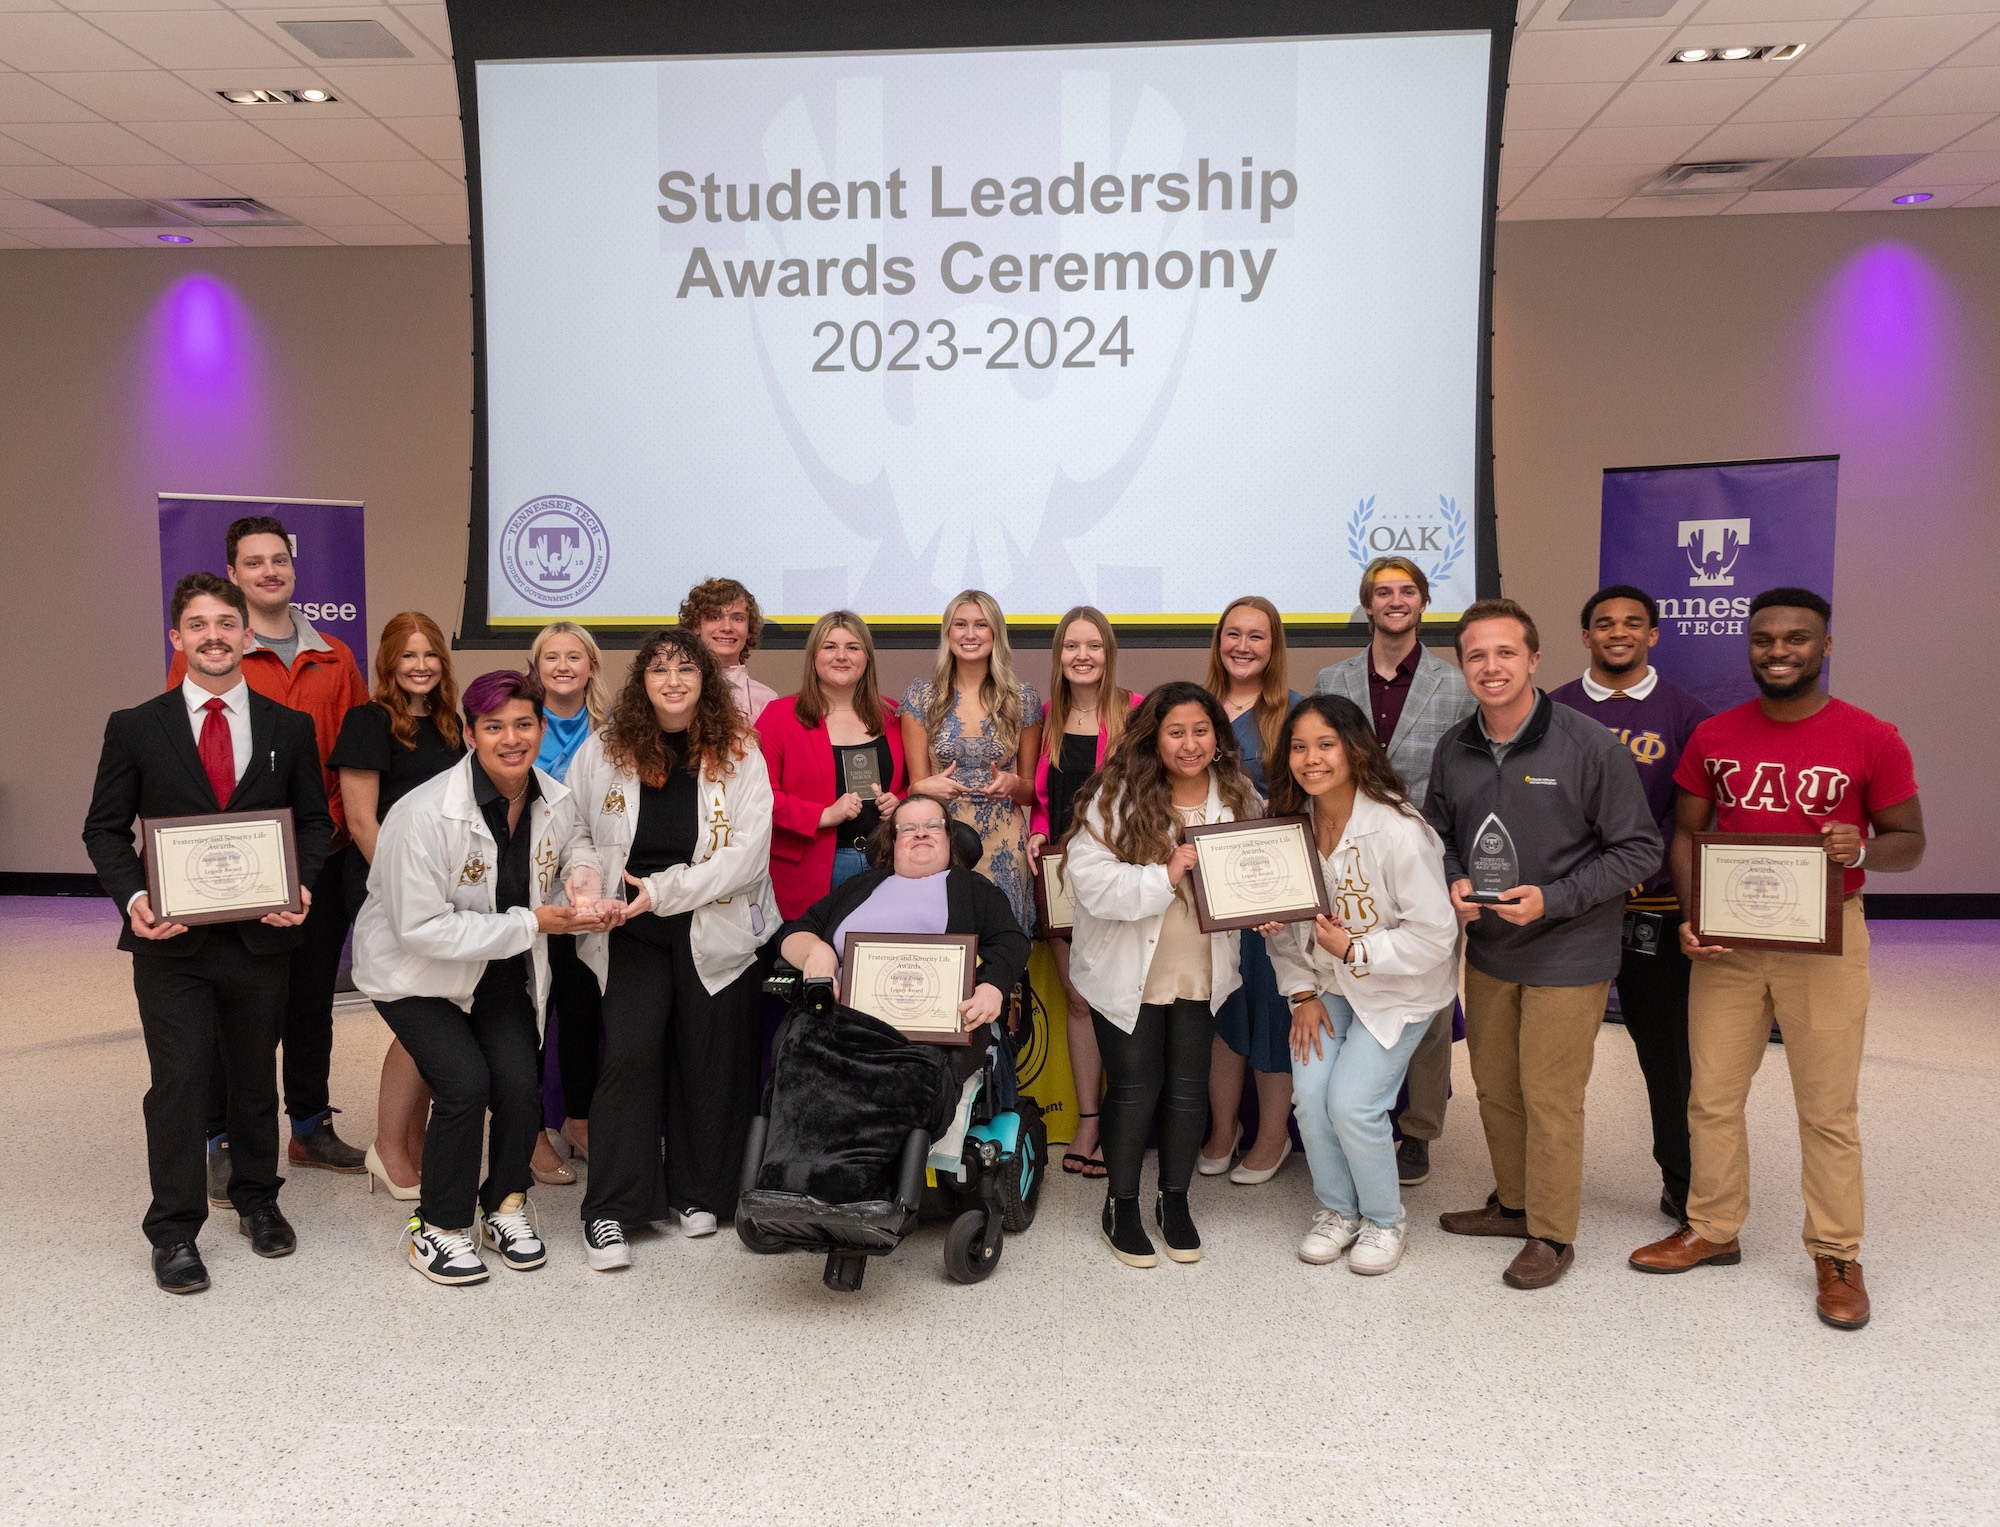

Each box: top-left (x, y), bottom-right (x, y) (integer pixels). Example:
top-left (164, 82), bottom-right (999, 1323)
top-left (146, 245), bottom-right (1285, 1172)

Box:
top-left (840, 745), bottom-right (882, 799)
top-left (142, 808), bottom-right (302, 926)
top-left (838, 932), bottom-right (979, 1045)
top-left (1034, 847), bottom-right (1076, 940)
top-left (1464, 812), bottom-right (1521, 905)
top-left (1183, 816), bottom-right (1331, 934)
top-left (1690, 833), bottom-right (1843, 955)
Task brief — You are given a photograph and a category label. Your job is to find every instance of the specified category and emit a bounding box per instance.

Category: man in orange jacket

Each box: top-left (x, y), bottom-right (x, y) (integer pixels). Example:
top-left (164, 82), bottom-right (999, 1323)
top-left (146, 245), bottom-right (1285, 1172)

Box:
top-left (168, 514), bottom-right (370, 1185)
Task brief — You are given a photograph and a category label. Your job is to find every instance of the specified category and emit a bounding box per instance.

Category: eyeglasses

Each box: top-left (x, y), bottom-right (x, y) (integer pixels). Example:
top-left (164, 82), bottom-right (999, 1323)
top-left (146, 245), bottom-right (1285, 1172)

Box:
top-left (895, 822), bottom-right (947, 838)
top-left (645, 665), bottom-right (697, 678)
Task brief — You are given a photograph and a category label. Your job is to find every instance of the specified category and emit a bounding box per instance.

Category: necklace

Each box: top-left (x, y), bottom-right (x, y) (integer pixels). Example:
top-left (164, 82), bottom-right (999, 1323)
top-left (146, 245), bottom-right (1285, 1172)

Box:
top-left (500, 779), bottom-right (530, 804)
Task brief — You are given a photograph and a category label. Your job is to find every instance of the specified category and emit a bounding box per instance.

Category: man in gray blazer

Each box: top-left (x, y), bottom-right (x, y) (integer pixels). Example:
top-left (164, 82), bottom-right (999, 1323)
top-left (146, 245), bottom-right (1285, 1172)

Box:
top-left (1314, 556), bottom-right (1474, 1187)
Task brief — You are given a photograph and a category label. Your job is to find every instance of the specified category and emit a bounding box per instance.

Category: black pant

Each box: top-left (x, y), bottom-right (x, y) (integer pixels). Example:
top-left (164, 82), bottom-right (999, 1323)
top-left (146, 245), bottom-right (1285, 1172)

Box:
top-left (207, 846), bottom-right (351, 1134)
top-left (1093, 999), bottom-right (1215, 1199)
top-left (132, 926), bottom-right (289, 1246)
top-left (1615, 931), bottom-right (1694, 1208)
top-left (582, 915), bottom-right (762, 1223)
top-left (548, 933), bottom-right (602, 1120)
top-left (377, 958), bottom-right (540, 1230)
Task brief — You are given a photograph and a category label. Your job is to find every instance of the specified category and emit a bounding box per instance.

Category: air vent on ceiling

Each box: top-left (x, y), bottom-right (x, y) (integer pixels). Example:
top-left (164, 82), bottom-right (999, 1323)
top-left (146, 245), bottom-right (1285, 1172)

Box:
top-left (276, 19), bottom-right (412, 59)
top-left (1755, 154), bottom-right (1926, 192)
top-left (159, 198), bottom-right (300, 227)
top-left (1560, 0), bottom-right (1680, 19)
top-left (37, 199), bottom-right (193, 229)
top-left (1636, 161), bottom-right (1778, 197)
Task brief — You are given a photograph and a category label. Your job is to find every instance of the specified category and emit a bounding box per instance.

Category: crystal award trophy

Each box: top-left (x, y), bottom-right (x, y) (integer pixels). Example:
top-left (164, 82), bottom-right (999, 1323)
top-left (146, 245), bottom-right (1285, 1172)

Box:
top-left (1465, 812), bottom-right (1520, 905)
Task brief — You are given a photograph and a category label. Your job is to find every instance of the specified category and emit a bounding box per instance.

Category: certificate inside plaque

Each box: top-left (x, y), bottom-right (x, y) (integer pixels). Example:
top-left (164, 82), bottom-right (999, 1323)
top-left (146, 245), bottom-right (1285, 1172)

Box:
top-left (1034, 847), bottom-right (1075, 940)
top-left (1184, 816), bottom-right (1331, 934)
top-left (1690, 832), bottom-right (1843, 955)
top-left (143, 808), bottom-right (302, 926)
top-left (838, 932), bottom-right (978, 1045)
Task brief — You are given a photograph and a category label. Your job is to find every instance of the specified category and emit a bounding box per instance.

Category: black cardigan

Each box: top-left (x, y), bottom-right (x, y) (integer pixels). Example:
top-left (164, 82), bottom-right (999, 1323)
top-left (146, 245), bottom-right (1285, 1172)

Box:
top-left (781, 865), bottom-right (1031, 996)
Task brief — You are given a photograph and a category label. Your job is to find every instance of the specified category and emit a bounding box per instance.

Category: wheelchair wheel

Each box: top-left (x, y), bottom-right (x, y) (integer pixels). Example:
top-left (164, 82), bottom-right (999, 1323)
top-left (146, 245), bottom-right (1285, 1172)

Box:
top-left (943, 1209), bottom-right (1002, 1284)
top-left (736, 1216), bottom-right (790, 1255)
top-left (998, 1114), bottom-right (1044, 1232)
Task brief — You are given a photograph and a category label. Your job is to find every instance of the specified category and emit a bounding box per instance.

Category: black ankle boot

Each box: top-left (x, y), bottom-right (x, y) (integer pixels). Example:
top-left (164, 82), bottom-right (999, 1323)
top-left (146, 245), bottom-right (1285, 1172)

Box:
top-left (1155, 1190), bottom-right (1202, 1263)
top-left (1101, 1194), bottom-right (1157, 1268)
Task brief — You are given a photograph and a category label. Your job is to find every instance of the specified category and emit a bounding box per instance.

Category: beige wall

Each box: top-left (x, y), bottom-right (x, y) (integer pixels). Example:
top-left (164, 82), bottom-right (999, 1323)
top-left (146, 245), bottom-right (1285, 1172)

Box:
top-left (5, 207), bottom-right (1994, 890)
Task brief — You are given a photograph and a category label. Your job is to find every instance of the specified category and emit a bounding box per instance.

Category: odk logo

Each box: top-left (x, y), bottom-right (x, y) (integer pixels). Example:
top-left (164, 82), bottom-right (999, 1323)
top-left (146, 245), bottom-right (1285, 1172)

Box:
top-left (1679, 518), bottom-right (1750, 587)
top-left (1345, 495), bottom-right (1467, 588)
top-left (501, 496), bottom-right (610, 608)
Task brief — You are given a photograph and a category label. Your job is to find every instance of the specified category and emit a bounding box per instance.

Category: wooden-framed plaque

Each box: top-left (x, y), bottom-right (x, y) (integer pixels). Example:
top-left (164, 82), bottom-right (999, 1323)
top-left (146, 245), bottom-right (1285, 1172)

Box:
top-left (1034, 847), bottom-right (1075, 940)
top-left (1690, 832), bottom-right (1843, 955)
top-left (838, 931), bottom-right (979, 1045)
top-left (1184, 816), bottom-right (1331, 934)
top-left (142, 808), bottom-right (302, 927)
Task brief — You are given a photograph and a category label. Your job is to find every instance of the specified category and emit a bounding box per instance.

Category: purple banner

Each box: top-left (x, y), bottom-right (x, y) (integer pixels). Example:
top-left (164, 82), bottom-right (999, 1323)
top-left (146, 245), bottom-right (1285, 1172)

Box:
top-left (158, 494), bottom-right (368, 668)
top-left (1598, 458), bottom-right (1837, 716)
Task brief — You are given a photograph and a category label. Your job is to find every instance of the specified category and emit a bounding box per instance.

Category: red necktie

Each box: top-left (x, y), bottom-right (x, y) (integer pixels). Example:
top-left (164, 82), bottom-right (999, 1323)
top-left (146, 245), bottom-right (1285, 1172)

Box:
top-left (199, 697), bottom-right (236, 808)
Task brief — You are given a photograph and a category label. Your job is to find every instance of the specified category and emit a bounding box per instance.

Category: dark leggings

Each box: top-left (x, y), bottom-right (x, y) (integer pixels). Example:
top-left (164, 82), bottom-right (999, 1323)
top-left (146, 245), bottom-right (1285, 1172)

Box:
top-left (1093, 999), bottom-right (1215, 1198)
top-left (547, 933), bottom-right (602, 1120)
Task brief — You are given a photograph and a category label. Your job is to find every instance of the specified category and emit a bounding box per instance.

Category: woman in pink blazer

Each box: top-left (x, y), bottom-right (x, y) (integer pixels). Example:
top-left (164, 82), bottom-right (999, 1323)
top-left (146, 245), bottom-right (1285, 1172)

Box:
top-left (1028, 607), bottom-right (1139, 1178)
top-left (757, 611), bottom-right (907, 921)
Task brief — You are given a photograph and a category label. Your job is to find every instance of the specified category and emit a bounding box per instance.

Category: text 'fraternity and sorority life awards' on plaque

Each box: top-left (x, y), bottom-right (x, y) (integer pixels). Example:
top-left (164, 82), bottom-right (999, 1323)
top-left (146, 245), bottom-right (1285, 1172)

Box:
top-left (1182, 817), bottom-right (1332, 935)
top-left (838, 932), bottom-right (979, 1045)
top-left (143, 808), bottom-right (302, 926)
top-left (1691, 833), bottom-right (1843, 955)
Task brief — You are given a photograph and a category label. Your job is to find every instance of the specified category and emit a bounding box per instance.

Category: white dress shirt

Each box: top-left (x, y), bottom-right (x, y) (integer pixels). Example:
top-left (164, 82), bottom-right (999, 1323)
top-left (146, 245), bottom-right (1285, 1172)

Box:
top-left (181, 677), bottom-right (251, 787)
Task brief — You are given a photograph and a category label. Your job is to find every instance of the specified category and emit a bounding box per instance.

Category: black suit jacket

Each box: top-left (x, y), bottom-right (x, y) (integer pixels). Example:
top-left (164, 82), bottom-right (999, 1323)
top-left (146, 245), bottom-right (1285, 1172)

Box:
top-left (83, 687), bottom-right (333, 957)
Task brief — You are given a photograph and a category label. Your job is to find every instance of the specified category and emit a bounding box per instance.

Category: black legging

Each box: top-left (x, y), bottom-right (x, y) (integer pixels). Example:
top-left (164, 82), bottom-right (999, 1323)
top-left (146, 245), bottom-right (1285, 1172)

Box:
top-left (1093, 999), bottom-right (1215, 1198)
top-left (547, 933), bottom-right (602, 1120)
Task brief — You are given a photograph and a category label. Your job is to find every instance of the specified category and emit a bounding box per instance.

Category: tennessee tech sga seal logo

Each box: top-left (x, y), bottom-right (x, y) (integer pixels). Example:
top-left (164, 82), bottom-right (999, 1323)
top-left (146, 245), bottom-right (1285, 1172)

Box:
top-left (501, 496), bottom-right (609, 608)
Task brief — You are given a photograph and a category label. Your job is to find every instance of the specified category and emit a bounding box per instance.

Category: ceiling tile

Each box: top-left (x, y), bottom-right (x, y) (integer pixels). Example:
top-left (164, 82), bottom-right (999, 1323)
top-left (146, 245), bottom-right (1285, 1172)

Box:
top-left (221, 159), bottom-right (352, 196)
top-left (0, 69), bottom-right (101, 120)
top-left (1944, 112), bottom-right (2000, 145)
top-left (1818, 111), bottom-right (1991, 148)
top-left (108, 225), bottom-right (239, 248)
top-left (1503, 79), bottom-right (1622, 128)
top-left (1524, 160), bottom-right (1661, 194)
top-left (1857, 0), bottom-right (2000, 16)
top-left (315, 63), bottom-right (456, 116)
top-left (0, 230), bottom-right (35, 249)
top-left (1678, 2), bottom-right (1864, 19)
top-left (0, 14), bottom-right (153, 71)
top-left (48, 1), bottom-right (226, 10)
top-left (0, 160), bottom-right (118, 195)
top-left (1730, 67), bottom-right (1923, 116)
top-left (1550, 121), bottom-right (1708, 161)
top-left (1872, 62), bottom-right (2000, 111)
top-left (370, 189), bottom-right (460, 223)
top-left (1499, 126), bottom-right (1580, 167)
top-left (1508, 26), bottom-right (1679, 82)
top-left (1877, 143), bottom-right (2000, 176)
top-left (5, 117), bottom-right (173, 162)
top-left (1497, 196), bottom-right (1621, 220)
top-left (1724, 186), bottom-right (1863, 211)
top-left (22, 226), bottom-right (137, 246)
top-left (1839, 179), bottom-right (1990, 205)
top-left (379, 113), bottom-right (459, 157)
top-left (324, 223), bottom-right (434, 244)
top-left (41, 66), bottom-right (229, 120)
top-left (222, 224), bottom-right (337, 245)
top-left (1524, 1), bottom-right (1701, 28)
top-left (253, 115), bottom-right (421, 160)
top-left (1606, 191), bottom-right (1734, 213)
top-left (87, 162), bottom-right (245, 197)
top-left (243, 6), bottom-right (445, 66)
top-left (1955, 180), bottom-right (2000, 202)
top-left (0, 194), bottom-right (90, 228)
top-left (322, 156), bottom-right (459, 195)
top-left (261, 189), bottom-right (399, 223)
top-left (1687, 116), bottom-right (1847, 153)
top-left (88, 9), bottom-right (298, 69)
top-left (1949, 25), bottom-right (2000, 63)
top-left (1501, 159), bottom-right (1544, 197)
top-left (1790, 13), bottom-right (1997, 71)
top-left (0, 126), bottom-right (52, 161)
top-left (128, 116), bottom-right (292, 161)
top-left (1594, 74), bottom-right (1770, 121)
top-left (1661, 17), bottom-right (1844, 49)
top-left (394, 4), bottom-right (453, 56)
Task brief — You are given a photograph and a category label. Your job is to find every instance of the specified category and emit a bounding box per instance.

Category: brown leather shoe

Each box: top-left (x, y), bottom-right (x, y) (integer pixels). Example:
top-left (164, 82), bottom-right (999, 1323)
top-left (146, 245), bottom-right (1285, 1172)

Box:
top-left (1438, 1196), bottom-right (1533, 1238)
top-left (1629, 1225), bottom-right (1742, 1274)
top-left (1502, 1239), bottom-right (1574, 1289)
top-left (1814, 1256), bottom-right (1870, 1329)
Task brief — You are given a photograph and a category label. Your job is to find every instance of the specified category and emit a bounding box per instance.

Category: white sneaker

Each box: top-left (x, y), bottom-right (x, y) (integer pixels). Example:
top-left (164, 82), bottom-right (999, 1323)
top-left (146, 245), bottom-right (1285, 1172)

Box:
top-left (407, 1218), bottom-right (488, 1286)
top-left (480, 1193), bottom-right (546, 1271)
top-left (1349, 1218), bottom-right (1407, 1275)
top-left (680, 1208), bottom-right (718, 1238)
top-left (584, 1218), bottom-right (631, 1271)
top-left (1298, 1209), bottom-right (1362, 1264)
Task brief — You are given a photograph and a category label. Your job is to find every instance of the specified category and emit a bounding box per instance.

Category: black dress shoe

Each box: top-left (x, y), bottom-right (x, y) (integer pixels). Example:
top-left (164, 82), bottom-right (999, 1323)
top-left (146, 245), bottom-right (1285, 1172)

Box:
top-left (1660, 1191), bottom-right (1687, 1222)
top-left (153, 1240), bottom-right (210, 1294)
top-left (238, 1205), bottom-right (297, 1258)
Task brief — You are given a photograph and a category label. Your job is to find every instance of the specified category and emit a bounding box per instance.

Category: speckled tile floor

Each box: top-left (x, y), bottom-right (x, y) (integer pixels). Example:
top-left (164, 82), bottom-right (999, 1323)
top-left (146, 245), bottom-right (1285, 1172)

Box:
top-left (1, 897), bottom-right (1994, 1525)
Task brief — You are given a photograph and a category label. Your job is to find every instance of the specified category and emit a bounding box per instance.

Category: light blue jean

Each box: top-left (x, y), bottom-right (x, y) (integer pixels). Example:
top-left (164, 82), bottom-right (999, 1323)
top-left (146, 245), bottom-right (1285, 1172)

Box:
top-left (1291, 993), bottom-right (1429, 1227)
top-left (831, 843), bottom-right (871, 889)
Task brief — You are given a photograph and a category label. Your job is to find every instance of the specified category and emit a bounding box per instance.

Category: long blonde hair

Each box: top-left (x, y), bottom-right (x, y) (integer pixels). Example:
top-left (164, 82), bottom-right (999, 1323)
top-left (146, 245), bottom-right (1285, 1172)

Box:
top-left (923, 589), bottom-right (1026, 750)
top-left (529, 620), bottom-right (610, 726)
top-left (1045, 606), bottom-right (1131, 750)
top-left (794, 610), bottom-right (885, 732)
top-left (1203, 595), bottom-right (1291, 783)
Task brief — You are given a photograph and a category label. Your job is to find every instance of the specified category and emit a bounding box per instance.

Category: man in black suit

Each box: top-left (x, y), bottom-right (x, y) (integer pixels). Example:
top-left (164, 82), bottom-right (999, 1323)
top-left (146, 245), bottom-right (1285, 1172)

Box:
top-left (83, 572), bottom-right (333, 1294)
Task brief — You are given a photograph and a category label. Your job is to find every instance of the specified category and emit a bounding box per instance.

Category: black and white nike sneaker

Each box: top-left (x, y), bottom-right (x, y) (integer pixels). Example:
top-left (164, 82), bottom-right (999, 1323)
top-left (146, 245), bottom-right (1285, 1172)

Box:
top-left (584, 1218), bottom-right (631, 1272)
top-left (480, 1193), bottom-right (546, 1271)
top-left (407, 1217), bottom-right (488, 1286)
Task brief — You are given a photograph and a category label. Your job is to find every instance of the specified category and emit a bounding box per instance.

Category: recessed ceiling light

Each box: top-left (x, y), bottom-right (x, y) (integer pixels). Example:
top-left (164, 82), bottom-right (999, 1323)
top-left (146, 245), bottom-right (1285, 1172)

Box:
top-left (220, 90), bottom-right (264, 104)
top-left (1674, 48), bottom-right (1711, 63)
top-left (157, 234), bottom-right (193, 244)
top-left (1893, 192), bottom-right (1934, 205)
top-left (1668, 44), bottom-right (1800, 65)
top-left (294, 88), bottom-right (333, 104)
top-left (1718, 47), bottom-right (1757, 61)
top-left (214, 88), bottom-right (336, 106)
top-left (1769, 43), bottom-right (1807, 62)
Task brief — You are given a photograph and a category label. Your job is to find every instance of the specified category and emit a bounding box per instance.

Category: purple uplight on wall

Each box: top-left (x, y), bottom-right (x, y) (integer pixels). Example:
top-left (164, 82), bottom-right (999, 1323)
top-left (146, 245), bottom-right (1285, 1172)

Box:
top-left (137, 270), bottom-right (276, 481)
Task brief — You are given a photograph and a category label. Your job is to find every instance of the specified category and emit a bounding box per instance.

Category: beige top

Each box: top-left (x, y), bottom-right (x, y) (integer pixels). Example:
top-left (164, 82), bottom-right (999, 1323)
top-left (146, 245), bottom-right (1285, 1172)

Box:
top-left (1141, 804), bottom-right (1213, 1004)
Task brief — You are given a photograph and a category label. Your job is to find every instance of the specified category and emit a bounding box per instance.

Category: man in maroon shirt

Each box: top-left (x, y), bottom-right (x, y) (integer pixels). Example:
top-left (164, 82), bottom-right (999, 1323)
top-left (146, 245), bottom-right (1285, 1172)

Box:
top-left (1628, 589), bottom-right (1924, 1331)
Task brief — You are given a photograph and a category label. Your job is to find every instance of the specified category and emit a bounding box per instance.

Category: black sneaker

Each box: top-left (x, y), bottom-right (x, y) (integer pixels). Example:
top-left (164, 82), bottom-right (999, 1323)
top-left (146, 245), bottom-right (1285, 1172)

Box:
top-left (480, 1194), bottom-right (547, 1271)
top-left (206, 1137), bottom-right (231, 1207)
top-left (1101, 1195), bottom-right (1157, 1269)
top-left (584, 1218), bottom-right (632, 1272)
top-left (406, 1218), bottom-right (488, 1286)
top-left (1396, 1137), bottom-right (1431, 1187)
top-left (288, 1112), bottom-right (365, 1173)
top-left (1154, 1190), bottom-right (1202, 1263)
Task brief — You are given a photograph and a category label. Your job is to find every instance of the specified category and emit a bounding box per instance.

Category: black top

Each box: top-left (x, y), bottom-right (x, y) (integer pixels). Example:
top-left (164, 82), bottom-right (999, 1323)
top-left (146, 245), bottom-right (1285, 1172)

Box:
top-left (627, 730), bottom-right (699, 880)
top-left (834, 733), bottom-right (894, 849)
top-left (1043, 730), bottom-right (1098, 843)
top-left (781, 865), bottom-right (1031, 999)
top-left (328, 702), bottom-right (464, 818)
top-left (470, 757), bottom-right (541, 915)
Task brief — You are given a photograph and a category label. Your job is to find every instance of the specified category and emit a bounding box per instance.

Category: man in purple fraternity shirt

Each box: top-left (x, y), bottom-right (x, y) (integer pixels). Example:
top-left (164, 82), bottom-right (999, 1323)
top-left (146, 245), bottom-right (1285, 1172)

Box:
top-left (1550, 586), bottom-right (1709, 1221)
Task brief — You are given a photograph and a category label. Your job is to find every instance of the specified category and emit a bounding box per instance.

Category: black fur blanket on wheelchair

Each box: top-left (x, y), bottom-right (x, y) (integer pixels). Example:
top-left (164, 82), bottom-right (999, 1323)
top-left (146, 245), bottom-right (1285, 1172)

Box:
top-left (756, 1002), bottom-right (960, 1206)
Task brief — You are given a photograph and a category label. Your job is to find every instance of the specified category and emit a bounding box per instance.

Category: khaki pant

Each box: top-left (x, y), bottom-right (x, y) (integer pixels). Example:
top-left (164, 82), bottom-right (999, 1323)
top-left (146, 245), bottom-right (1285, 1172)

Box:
top-left (1394, 1001), bottom-right (1456, 1142)
top-left (1462, 966), bottom-right (1611, 1245)
top-left (1685, 897), bottom-right (1871, 1260)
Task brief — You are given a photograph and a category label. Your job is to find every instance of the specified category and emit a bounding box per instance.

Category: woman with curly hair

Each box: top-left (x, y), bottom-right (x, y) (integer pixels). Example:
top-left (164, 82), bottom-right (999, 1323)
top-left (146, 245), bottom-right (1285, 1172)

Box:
top-left (564, 627), bottom-right (778, 1269)
top-left (1065, 681), bottom-right (1260, 1269)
